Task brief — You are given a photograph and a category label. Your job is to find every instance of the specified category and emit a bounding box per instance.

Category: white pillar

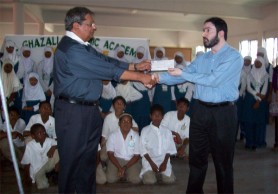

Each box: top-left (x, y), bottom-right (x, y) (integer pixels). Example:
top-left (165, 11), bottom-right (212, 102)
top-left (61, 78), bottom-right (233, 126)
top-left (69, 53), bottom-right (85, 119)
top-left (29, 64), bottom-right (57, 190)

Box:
top-left (13, 2), bottom-right (24, 34)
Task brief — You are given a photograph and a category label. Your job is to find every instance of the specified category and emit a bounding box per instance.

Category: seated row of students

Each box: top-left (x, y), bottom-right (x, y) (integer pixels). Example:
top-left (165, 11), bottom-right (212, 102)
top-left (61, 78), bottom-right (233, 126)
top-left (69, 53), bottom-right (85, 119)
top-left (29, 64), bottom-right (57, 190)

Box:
top-left (0, 96), bottom-right (190, 188)
top-left (0, 101), bottom-right (57, 189)
top-left (97, 97), bottom-right (190, 185)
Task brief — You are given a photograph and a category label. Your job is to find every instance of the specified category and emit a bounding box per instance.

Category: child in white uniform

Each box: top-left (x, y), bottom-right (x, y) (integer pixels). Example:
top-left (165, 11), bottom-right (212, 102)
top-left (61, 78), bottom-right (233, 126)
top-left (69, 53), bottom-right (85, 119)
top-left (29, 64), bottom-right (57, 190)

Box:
top-left (106, 113), bottom-right (141, 184)
top-left (140, 104), bottom-right (176, 184)
top-left (161, 98), bottom-right (190, 159)
top-left (21, 123), bottom-right (59, 189)
top-left (23, 101), bottom-right (56, 144)
top-left (0, 107), bottom-right (25, 164)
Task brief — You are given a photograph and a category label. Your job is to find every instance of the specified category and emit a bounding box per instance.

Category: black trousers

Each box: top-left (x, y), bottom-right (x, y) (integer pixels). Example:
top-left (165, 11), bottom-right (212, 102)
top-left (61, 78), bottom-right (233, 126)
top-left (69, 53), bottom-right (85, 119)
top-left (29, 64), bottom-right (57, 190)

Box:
top-left (55, 99), bottom-right (102, 194)
top-left (186, 101), bottom-right (238, 194)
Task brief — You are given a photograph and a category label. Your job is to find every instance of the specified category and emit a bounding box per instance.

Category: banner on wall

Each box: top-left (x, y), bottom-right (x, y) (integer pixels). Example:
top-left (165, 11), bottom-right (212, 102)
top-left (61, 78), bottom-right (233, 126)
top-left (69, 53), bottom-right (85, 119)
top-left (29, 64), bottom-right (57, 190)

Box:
top-left (1, 35), bottom-right (151, 64)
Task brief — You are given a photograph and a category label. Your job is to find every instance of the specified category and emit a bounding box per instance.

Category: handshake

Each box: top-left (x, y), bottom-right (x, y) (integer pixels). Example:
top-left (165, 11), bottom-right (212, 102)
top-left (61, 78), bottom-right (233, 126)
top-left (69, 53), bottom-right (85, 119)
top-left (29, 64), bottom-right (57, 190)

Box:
top-left (143, 73), bottom-right (159, 89)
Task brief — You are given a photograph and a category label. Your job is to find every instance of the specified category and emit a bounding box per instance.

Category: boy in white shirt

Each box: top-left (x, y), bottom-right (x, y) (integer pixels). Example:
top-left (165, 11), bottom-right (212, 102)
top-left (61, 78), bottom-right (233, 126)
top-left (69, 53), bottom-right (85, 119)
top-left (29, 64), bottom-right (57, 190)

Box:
top-left (106, 113), bottom-right (141, 184)
top-left (21, 123), bottom-right (59, 189)
top-left (161, 98), bottom-right (190, 159)
top-left (0, 107), bottom-right (25, 164)
top-left (100, 96), bottom-right (138, 162)
top-left (140, 104), bottom-right (176, 184)
top-left (23, 101), bottom-right (56, 143)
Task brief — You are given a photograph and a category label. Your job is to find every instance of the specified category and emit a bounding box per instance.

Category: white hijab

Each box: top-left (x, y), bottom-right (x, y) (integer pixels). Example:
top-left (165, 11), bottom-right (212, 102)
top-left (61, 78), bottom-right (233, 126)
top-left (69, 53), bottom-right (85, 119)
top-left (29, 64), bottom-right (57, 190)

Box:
top-left (257, 47), bottom-right (270, 68)
top-left (133, 46), bottom-right (146, 63)
top-left (243, 56), bottom-right (252, 74)
top-left (115, 81), bottom-right (143, 102)
top-left (41, 46), bottom-right (54, 75)
top-left (153, 47), bottom-right (168, 60)
top-left (101, 82), bottom-right (116, 100)
top-left (2, 40), bottom-right (19, 65)
top-left (174, 51), bottom-right (189, 69)
top-left (251, 56), bottom-right (268, 87)
top-left (1, 59), bottom-right (22, 97)
top-left (18, 46), bottom-right (34, 76)
top-left (114, 46), bottom-right (128, 62)
top-left (23, 72), bottom-right (46, 101)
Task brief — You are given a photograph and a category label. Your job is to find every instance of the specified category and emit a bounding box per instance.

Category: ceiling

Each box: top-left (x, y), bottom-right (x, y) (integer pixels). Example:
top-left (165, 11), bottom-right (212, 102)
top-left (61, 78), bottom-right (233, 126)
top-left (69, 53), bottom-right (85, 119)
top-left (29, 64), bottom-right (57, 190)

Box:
top-left (0, 0), bottom-right (277, 34)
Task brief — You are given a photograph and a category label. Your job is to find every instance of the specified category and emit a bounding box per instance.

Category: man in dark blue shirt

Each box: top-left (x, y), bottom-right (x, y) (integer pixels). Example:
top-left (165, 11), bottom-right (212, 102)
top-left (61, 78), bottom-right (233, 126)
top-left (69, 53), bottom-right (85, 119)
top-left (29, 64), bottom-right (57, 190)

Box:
top-left (54, 7), bottom-right (152, 194)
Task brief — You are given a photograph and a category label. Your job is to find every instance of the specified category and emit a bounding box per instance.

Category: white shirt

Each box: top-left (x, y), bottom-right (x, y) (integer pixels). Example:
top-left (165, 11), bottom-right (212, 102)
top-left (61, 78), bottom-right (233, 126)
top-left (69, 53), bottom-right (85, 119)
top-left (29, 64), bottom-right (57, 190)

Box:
top-left (24, 114), bottom-right (56, 139)
top-left (21, 138), bottom-right (57, 183)
top-left (102, 112), bottom-right (138, 139)
top-left (106, 129), bottom-right (140, 161)
top-left (161, 111), bottom-right (190, 141)
top-left (140, 123), bottom-right (176, 177)
top-left (1, 118), bottom-right (26, 147)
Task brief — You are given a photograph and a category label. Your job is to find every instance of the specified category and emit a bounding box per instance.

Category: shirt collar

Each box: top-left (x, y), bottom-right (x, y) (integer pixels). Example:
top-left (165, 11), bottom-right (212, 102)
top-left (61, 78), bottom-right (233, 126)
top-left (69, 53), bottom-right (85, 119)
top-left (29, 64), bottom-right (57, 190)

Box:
top-left (66, 31), bottom-right (90, 46)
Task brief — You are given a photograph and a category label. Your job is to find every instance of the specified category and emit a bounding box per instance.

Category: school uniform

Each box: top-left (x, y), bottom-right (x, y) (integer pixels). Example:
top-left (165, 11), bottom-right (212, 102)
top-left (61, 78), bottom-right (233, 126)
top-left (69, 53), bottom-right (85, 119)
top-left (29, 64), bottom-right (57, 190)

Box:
top-left (115, 81), bottom-right (143, 119)
top-left (0, 118), bottom-right (26, 162)
top-left (21, 138), bottom-right (59, 189)
top-left (1, 40), bottom-right (19, 73)
top-left (243, 57), bottom-right (268, 149)
top-left (161, 110), bottom-right (190, 157)
top-left (24, 114), bottom-right (56, 140)
top-left (140, 123), bottom-right (176, 184)
top-left (106, 129), bottom-right (141, 183)
top-left (99, 82), bottom-right (116, 114)
top-left (21, 72), bottom-right (46, 124)
top-left (100, 112), bottom-right (138, 161)
top-left (36, 46), bottom-right (54, 102)
top-left (1, 59), bottom-right (23, 109)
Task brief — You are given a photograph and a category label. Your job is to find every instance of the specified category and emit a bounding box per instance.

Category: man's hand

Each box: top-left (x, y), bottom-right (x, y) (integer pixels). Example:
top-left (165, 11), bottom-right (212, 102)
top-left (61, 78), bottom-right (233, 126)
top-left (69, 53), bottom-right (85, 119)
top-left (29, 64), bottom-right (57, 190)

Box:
top-left (136, 60), bottom-right (151, 71)
top-left (168, 68), bottom-right (182, 76)
top-left (140, 73), bottom-right (157, 88)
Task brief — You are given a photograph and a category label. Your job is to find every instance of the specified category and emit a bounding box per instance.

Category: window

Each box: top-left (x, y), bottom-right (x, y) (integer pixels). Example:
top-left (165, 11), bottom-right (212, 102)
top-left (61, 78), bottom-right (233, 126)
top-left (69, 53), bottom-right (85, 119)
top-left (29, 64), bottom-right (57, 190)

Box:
top-left (239, 40), bottom-right (258, 63)
top-left (265, 37), bottom-right (278, 67)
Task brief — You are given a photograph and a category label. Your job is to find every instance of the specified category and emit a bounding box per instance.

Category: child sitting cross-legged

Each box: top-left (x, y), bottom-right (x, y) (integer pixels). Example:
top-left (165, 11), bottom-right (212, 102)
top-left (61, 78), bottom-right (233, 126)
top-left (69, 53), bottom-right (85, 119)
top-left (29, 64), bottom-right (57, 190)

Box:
top-left (21, 123), bottom-right (59, 189)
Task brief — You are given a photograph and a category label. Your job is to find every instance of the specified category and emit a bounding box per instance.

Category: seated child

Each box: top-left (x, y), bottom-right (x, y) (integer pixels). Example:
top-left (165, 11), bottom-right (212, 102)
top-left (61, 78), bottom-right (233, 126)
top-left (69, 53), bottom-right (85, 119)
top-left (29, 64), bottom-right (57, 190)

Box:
top-left (0, 107), bottom-right (25, 163)
top-left (100, 96), bottom-right (138, 162)
top-left (106, 113), bottom-right (141, 184)
top-left (161, 97), bottom-right (190, 159)
top-left (23, 101), bottom-right (56, 144)
top-left (140, 104), bottom-right (176, 184)
top-left (21, 123), bottom-right (59, 189)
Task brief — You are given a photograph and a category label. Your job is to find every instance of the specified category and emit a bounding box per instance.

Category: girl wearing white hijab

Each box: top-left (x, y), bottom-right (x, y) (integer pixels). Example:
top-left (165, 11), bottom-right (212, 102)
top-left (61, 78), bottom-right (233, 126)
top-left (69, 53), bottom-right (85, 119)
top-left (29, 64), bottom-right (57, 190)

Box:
top-left (1, 40), bottom-right (19, 72)
top-left (153, 47), bottom-right (168, 60)
top-left (243, 56), bottom-right (269, 150)
top-left (237, 56), bottom-right (252, 141)
top-left (114, 46), bottom-right (128, 63)
top-left (152, 47), bottom-right (173, 113)
top-left (1, 59), bottom-right (22, 107)
top-left (21, 72), bottom-right (46, 123)
top-left (17, 46), bottom-right (35, 83)
top-left (36, 46), bottom-right (54, 101)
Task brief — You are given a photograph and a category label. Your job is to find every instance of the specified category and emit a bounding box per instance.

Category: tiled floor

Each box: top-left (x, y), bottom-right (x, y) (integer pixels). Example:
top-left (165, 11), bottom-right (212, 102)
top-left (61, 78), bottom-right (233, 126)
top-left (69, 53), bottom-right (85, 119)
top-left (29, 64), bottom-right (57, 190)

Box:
top-left (1, 124), bottom-right (277, 194)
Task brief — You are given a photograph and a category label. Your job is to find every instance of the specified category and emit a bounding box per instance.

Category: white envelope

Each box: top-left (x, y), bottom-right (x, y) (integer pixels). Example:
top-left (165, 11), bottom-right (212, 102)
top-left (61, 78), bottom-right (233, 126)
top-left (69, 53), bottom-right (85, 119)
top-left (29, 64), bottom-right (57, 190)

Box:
top-left (151, 59), bottom-right (175, 71)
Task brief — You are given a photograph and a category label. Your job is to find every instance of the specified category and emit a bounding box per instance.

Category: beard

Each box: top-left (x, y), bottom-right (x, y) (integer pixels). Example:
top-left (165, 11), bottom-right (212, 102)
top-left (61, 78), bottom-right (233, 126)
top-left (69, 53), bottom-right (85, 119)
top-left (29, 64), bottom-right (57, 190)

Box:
top-left (203, 33), bottom-right (219, 48)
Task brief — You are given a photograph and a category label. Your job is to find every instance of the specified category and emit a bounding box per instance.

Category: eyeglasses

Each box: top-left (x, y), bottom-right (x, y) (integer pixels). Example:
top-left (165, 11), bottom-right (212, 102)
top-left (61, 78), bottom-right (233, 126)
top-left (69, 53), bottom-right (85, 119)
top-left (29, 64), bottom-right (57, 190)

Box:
top-left (82, 22), bottom-right (96, 28)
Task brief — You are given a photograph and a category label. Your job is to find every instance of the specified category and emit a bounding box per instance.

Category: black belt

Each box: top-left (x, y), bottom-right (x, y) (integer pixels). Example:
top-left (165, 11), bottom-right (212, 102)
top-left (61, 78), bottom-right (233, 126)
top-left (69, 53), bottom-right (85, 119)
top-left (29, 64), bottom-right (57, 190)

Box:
top-left (197, 100), bottom-right (234, 107)
top-left (58, 96), bottom-right (99, 106)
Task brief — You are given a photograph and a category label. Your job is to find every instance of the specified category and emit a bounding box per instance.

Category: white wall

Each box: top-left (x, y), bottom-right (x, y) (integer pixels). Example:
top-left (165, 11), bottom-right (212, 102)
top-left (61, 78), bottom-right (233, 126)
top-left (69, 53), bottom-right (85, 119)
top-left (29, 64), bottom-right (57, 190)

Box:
top-left (1, 5), bottom-right (277, 51)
